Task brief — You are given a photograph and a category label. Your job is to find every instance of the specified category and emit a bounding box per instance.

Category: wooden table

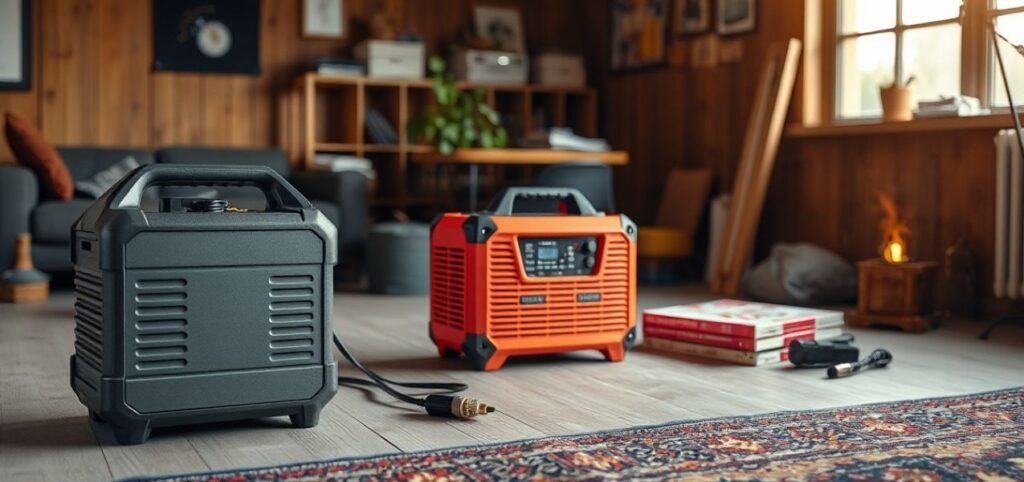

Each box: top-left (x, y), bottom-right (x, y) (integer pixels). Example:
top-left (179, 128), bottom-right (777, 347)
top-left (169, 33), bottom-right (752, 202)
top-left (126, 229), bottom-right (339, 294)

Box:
top-left (411, 148), bottom-right (629, 211)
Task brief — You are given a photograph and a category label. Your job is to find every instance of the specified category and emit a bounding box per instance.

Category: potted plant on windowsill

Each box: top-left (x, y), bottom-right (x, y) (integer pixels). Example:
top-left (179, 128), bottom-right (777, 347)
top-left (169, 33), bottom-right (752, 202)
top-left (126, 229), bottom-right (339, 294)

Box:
top-left (880, 75), bottom-right (916, 122)
top-left (406, 56), bottom-right (508, 155)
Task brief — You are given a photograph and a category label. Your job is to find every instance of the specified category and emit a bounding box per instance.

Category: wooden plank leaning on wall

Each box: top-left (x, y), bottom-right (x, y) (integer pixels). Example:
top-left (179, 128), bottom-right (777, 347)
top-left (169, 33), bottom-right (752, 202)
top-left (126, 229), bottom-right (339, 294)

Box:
top-left (710, 39), bottom-right (803, 296)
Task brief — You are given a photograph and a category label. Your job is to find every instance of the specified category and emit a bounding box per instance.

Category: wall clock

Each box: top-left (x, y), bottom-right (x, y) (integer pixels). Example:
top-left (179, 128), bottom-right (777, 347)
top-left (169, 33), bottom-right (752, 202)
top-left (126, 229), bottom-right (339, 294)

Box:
top-left (153, 0), bottom-right (260, 75)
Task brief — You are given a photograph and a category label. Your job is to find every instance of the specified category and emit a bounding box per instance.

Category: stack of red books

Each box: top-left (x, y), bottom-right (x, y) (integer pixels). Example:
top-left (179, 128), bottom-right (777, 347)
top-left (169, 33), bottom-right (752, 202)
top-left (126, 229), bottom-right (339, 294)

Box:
top-left (642, 299), bottom-right (845, 366)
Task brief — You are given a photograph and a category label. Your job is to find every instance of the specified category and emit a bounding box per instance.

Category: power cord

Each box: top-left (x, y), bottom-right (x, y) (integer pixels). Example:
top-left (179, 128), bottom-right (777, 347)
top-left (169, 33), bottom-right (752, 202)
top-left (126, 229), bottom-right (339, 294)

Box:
top-left (827, 348), bottom-right (893, 379)
top-left (332, 334), bottom-right (495, 419)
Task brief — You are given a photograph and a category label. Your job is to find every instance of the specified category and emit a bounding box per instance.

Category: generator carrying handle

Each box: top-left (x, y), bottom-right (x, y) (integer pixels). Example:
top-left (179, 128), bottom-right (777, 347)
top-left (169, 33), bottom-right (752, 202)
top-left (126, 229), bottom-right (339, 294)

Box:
top-left (488, 187), bottom-right (599, 216)
top-left (109, 164), bottom-right (313, 211)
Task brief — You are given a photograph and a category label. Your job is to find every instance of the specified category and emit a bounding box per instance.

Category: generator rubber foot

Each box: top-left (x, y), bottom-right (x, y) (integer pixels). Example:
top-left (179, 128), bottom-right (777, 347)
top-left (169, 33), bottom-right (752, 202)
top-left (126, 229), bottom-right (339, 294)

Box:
top-left (600, 344), bottom-right (625, 362)
top-left (290, 407), bottom-right (320, 428)
top-left (479, 354), bottom-right (508, 371)
top-left (113, 424), bottom-right (152, 445)
top-left (462, 334), bottom-right (501, 370)
top-left (438, 347), bottom-right (461, 359)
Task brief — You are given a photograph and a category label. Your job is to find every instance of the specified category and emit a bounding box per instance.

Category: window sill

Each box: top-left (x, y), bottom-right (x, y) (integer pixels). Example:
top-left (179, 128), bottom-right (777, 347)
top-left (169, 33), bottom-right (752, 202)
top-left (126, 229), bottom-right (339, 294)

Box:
top-left (785, 113), bottom-right (1023, 138)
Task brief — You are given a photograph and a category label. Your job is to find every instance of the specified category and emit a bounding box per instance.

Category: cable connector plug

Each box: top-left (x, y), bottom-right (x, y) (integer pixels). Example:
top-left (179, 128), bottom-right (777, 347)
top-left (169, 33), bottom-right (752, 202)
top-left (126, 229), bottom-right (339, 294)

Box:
top-left (424, 395), bottom-right (495, 419)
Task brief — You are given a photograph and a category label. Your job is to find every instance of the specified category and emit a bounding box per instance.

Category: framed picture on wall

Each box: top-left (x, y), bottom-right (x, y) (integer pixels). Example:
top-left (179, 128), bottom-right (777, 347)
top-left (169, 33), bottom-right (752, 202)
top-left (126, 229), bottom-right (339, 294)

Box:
top-left (0, 0), bottom-right (31, 90)
top-left (716, 0), bottom-right (756, 35)
top-left (610, 0), bottom-right (669, 72)
top-left (303, 0), bottom-right (344, 39)
top-left (153, 0), bottom-right (261, 75)
top-left (474, 6), bottom-right (525, 53)
top-left (674, 0), bottom-right (710, 36)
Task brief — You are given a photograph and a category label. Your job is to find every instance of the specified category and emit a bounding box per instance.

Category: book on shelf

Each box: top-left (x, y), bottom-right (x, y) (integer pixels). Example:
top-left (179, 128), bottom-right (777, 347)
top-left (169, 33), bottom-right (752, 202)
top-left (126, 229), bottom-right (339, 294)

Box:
top-left (643, 299), bottom-right (844, 339)
top-left (644, 337), bottom-right (789, 366)
top-left (520, 127), bottom-right (610, 152)
top-left (314, 57), bottom-right (366, 77)
top-left (312, 154), bottom-right (376, 178)
top-left (364, 109), bottom-right (399, 145)
top-left (642, 324), bottom-right (843, 353)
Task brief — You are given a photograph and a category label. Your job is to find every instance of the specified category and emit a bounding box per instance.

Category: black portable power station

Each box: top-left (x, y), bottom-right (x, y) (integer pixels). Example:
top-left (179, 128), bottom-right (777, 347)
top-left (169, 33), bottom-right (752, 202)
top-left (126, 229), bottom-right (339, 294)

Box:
top-left (69, 164), bottom-right (338, 445)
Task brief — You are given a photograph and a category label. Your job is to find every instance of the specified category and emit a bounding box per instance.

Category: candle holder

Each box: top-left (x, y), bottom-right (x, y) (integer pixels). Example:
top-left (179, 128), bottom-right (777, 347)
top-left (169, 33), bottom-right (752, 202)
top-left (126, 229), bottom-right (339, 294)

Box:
top-left (846, 259), bottom-right (936, 333)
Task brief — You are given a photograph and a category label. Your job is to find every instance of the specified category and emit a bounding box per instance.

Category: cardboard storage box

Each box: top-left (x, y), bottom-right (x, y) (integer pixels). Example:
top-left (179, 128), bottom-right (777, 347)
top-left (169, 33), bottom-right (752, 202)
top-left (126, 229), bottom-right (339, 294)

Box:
top-left (533, 53), bottom-right (585, 87)
top-left (453, 49), bottom-right (528, 85)
top-left (355, 41), bottom-right (425, 79)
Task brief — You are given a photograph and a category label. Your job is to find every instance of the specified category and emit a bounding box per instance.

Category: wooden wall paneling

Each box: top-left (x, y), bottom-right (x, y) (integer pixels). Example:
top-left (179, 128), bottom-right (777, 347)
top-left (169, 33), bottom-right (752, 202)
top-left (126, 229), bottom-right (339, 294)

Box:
top-left (96, 0), bottom-right (150, 146)
top-left (150, 74), bottom-right (178, 146)
top-left (41, 0), bottom-right (100, 145)
top-left (936, 131), bottom-right (997, 298)
top-left (837, 137), bottom-right (890, 261)
top-left (897, 134), bottom-right (941, 263)
top-left (232, 76), bottom-right (257, 146)
top-left (160, 74), bottom-right (206, 146)
top-left (605, 76), bottom-right (638, 220)
top-left (199, 78), bottom-right (229, 145)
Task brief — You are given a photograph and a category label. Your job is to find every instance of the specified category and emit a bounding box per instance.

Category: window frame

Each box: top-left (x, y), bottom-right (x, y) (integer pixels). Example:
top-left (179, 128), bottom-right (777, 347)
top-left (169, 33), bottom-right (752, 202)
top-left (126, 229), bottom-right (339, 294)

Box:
top-left (987, 3), bottom-right (1024, 107)
top-left (816, 0), bottom-right (1024, 123)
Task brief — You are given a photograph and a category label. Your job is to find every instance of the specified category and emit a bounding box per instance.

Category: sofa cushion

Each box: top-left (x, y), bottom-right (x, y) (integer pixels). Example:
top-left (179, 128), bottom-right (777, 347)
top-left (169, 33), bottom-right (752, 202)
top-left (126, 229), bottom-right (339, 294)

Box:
top-left (32, 199), bottom-right (93, 244)
top-left (75, 155), bottom-right (141, 198)
top-left (156, 147), bottom-right (291, 178)
top-left (58, 147), bottom-right (155, 181)
top-left (5, 112), bottom-right (74, 201)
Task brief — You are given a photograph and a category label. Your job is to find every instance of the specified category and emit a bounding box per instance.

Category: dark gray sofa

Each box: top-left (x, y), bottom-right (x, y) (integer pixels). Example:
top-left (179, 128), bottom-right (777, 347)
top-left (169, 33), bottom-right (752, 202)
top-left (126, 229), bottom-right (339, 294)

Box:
top-left (0, 146), bottom-right (368, 272)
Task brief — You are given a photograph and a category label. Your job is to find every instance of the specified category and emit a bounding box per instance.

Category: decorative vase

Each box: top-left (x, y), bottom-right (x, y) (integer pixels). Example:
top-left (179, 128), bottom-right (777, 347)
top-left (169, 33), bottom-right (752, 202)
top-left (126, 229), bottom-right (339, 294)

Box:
top-left (880, 85), bottom-right (914, 122)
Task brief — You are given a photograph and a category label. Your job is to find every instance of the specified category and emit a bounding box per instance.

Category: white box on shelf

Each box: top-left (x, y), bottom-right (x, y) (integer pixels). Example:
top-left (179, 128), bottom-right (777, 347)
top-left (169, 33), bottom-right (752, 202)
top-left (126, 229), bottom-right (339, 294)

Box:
top-left (533, 53), bottom-right (585, 87)
top-left (355, 41), bottom-right (425, 79)
top-left (453, 49), bottom-right (528, 85)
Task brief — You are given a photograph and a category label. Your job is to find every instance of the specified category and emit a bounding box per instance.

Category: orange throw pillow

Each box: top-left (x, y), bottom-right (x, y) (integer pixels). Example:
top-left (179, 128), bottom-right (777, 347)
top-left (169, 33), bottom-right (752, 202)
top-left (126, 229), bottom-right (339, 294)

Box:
top-left (4, 112), bottom-right (74, 201)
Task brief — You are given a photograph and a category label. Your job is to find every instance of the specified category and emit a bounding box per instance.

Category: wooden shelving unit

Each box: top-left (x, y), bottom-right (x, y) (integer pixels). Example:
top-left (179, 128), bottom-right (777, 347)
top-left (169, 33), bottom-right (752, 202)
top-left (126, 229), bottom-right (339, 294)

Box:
top-left (411, 148), bottom-right (628, 165)
top-left (282, 73), bottom-right (599, 211)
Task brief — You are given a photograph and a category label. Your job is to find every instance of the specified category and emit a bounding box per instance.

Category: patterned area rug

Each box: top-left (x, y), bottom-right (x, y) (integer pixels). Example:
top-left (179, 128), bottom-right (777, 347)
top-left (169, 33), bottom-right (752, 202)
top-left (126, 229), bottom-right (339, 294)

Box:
top-left (130, 388), bottom-right (1024, 481)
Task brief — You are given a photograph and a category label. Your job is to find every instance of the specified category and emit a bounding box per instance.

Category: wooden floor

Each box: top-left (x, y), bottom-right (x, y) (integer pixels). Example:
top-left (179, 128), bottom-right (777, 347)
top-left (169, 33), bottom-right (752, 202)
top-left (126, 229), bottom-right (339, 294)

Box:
top-left (2, 285), bottom-right (1023, 481)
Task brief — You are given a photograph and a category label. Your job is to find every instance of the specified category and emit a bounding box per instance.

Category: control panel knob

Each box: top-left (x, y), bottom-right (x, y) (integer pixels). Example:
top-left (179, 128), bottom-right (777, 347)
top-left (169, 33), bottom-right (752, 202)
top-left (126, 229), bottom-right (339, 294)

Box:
top-left (581, 240), bottom-right (597, 254)
top-left (584, 256), bottom-right (596, 269)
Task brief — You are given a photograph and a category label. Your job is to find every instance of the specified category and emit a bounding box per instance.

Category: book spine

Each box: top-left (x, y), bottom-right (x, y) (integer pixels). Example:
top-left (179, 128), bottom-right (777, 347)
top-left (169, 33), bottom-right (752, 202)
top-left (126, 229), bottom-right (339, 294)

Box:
top-left (645, 338), bottom-right (786, 366)
top-left (774, 318), bottom-right (816, 335)
top-left (645, 324), bottom-right (821, 351)
top-left (644, 324), bottom-right (760, 351)
top-left (643, 313), bottom-right (757, 338)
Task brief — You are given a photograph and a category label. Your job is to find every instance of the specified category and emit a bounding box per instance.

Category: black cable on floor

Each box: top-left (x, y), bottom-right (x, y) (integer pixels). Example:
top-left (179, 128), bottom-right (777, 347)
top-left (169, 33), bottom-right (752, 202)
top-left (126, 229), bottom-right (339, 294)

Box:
top-left (332, 334), bottom-right (493, 418)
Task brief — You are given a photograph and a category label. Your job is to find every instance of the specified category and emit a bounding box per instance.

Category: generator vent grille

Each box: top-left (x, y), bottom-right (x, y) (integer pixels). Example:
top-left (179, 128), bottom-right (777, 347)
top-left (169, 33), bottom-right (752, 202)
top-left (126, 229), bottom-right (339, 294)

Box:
top-left (268, 274), bottom-right (317, 362)
top-left (431, 246), bottom-right (466, 331)
top-left (74, 268), bottom-right (105, 384)
top-left (487, 236), bottom-right (630, 340)
top-left (132, 278), bottom-right (189, 371)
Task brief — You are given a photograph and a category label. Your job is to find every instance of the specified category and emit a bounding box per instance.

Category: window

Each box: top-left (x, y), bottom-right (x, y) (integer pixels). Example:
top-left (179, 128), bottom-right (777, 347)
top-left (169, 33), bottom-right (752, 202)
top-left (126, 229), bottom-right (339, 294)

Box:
top-left (991, 0), bottom-right (1024, 107)
top-left (836, 0), bottom-right (962, 118)
top-left (827, 0), bottom-right (1024, 120)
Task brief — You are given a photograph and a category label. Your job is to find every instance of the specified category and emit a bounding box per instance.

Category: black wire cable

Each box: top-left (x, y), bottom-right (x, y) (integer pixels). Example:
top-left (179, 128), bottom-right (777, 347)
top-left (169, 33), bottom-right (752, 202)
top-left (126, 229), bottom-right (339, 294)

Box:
top-left (332, 334), bottom-right (467, 407)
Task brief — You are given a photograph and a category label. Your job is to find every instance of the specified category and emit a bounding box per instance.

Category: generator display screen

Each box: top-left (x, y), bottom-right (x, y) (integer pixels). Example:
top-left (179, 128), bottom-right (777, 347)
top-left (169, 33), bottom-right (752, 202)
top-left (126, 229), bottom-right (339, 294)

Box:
top-left (537, 246), bottom-right (559, 260)
top-left (518, 236), bottom-right (599, 277)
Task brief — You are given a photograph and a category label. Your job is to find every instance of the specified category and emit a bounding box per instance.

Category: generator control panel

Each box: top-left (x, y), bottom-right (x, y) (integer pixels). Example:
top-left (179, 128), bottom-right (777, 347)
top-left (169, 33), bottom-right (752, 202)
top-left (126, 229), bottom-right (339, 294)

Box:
top-left (518, 236), bottom-right (599, 277)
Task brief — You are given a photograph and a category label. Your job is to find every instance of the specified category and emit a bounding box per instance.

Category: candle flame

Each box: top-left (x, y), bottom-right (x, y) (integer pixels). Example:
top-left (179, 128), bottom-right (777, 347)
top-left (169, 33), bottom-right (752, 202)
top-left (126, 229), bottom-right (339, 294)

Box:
top-left (878, 194), bottom-right (910, 264)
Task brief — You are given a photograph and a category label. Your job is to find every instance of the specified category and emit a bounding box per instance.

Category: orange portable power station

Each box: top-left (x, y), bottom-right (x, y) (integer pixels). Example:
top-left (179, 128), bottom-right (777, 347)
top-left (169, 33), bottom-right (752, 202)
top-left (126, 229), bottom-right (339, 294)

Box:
top-left (430, 188), bottom-right (637, 371)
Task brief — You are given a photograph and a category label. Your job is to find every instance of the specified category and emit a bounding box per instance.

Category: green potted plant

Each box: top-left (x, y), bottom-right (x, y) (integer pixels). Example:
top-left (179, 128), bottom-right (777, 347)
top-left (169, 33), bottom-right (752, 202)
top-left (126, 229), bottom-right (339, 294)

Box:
top-left (407, 56), bottom-right (508, 155)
